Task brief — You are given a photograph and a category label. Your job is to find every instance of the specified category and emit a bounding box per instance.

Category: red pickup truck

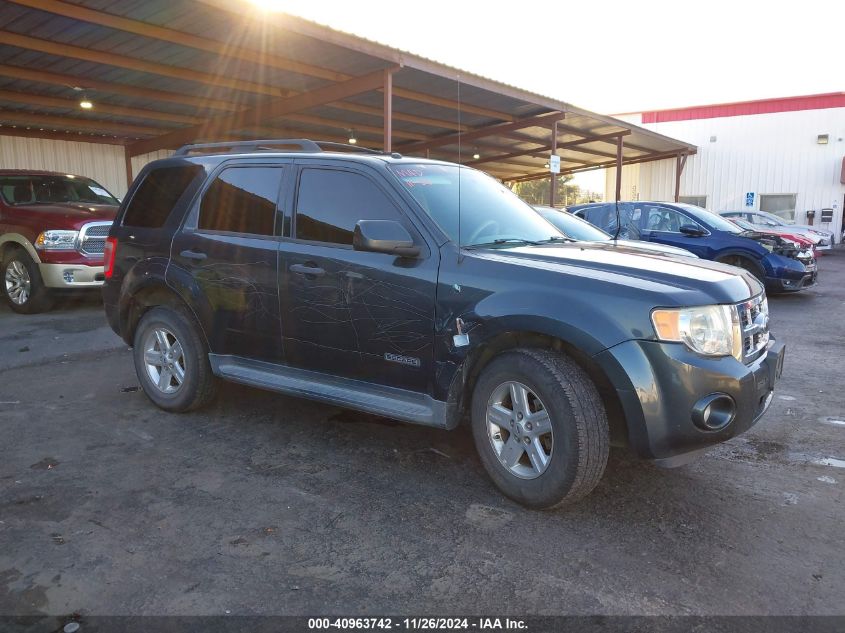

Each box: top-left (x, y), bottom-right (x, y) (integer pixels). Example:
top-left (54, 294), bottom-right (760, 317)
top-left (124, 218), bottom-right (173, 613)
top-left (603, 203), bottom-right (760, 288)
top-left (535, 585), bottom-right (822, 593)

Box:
top-left (0, 170), bottom-right (119, 313)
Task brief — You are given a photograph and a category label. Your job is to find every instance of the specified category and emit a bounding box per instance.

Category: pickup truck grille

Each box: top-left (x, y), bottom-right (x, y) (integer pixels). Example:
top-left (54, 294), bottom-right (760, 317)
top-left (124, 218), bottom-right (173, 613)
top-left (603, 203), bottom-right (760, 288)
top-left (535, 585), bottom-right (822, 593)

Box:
top-left (78, 221), bottom-right (112, 256)
top-left (738, 294), bottom-right (769, 363)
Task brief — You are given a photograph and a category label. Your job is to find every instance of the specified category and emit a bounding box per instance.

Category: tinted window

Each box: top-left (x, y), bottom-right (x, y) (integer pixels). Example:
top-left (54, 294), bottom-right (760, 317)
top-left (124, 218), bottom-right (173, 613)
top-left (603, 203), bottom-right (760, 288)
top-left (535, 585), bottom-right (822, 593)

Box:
top-left (295, 169), bottom-right (403, 245)
top-left (0, 175), bottom-right (119, 206)
top-left (198, 167), bottom-right (282, 236)
top-left (124, 165), bottom-right (203, 228)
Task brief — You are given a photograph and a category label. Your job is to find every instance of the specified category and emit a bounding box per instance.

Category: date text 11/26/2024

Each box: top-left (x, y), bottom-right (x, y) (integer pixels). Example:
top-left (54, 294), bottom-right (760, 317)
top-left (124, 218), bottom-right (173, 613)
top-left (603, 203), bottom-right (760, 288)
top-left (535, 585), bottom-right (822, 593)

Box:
top-left (308, 617), bottom-right (528, 630)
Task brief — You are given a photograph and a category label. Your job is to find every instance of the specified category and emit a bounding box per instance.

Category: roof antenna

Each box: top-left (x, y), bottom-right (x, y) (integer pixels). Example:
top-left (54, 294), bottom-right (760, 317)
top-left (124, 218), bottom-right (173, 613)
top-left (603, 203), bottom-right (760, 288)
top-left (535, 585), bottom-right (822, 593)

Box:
top-left (457, 73), bottom-right (463, 263)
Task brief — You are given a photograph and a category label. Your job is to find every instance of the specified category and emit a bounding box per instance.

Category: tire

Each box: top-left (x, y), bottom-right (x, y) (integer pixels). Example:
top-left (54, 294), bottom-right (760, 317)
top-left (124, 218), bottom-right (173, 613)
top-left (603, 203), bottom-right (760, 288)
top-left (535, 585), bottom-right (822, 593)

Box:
top-left (2, 247), bottom-right (54, 314)
top-left (470, 349), bottom-right (609, 509)
top-left (133, 305), bottom-right (216, 412)
top-left (719, 255), bottom-right (764, 283)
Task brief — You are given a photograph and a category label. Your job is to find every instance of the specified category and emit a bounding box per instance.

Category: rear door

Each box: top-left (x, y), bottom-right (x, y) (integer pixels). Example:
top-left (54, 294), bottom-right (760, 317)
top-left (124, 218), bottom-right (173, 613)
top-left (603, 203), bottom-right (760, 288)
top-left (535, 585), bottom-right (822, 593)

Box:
top-left (169, 159), bottom-right (288, 362)
top-left (278, 161), bottom-right (438, 393)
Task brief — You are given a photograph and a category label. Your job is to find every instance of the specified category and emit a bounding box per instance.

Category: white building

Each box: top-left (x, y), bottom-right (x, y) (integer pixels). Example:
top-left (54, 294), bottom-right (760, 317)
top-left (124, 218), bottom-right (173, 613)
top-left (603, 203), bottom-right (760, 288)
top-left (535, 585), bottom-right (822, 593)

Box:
top-left (605, 93), bottom-right (845, 239)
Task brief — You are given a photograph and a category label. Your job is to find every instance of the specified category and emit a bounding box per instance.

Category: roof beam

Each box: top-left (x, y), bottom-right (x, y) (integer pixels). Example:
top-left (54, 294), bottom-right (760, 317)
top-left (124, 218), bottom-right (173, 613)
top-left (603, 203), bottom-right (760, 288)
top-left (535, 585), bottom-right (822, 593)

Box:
top-left (398, 112), bottom-right (566, 154)
top-left (0, 89), bottom-right (202, 125)
top-left (10, 0), bottom-right (513, 123)
top-left (0, 110), bottom-right (161, 137)
top-left (464, 131), bottom-right (631, 167)
top-left (0, 63), bottom-right (465, 133)
top-left (128, 68), bottom-right (391, 156)
top-left (0, 126), bottom-right (126, 145)
top-left (0, 63), bottom-right (241, 113)
top-left (502, 150), bottom-right (692, 183)
top-left (0, 31), bottom-right (292, 98)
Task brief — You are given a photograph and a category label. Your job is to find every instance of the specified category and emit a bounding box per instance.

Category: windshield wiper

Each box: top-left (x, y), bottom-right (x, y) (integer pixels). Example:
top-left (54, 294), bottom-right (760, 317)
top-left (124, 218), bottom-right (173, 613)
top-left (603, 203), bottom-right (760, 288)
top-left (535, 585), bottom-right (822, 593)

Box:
top-left (466, 238), bottom-right (542, 248)
top-left (536, 236), bottom-right (575, 244)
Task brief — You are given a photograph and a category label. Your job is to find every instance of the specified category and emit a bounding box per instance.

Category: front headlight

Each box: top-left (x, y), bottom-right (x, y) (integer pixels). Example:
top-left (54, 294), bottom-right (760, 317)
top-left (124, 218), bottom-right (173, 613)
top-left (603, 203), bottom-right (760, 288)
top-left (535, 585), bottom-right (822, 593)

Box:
top-left (652, 304), bottom-right (742, 360)
top-left (35, 230), bottom-right (79, 250)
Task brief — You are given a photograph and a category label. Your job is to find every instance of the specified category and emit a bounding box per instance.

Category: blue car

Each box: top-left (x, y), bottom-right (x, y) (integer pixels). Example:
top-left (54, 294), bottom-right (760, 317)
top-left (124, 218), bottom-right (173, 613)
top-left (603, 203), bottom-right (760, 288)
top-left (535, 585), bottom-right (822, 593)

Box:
top-left (569, 202), bottom-right (817, 293)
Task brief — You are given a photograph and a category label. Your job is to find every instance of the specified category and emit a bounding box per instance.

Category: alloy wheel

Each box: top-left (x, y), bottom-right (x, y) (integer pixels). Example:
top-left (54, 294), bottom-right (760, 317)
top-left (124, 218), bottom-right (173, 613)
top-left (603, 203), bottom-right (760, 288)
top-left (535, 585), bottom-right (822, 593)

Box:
top-left (486, 381), bottom-right (554, 479)
top-left (142, 327), bottom-right (186, 394)
top-left (4, 260), bottom-right (31, 305)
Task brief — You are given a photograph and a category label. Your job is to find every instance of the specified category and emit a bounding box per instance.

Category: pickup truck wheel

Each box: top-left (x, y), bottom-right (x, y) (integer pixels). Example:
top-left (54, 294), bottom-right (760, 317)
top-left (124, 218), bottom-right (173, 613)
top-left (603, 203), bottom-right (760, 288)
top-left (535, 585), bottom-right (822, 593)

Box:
top-left (2, 248), bottom-right (54, 314)
top-left (471, 349), bottom-right (609, 509)
top-left (133, 306), bottom-right (216, 412)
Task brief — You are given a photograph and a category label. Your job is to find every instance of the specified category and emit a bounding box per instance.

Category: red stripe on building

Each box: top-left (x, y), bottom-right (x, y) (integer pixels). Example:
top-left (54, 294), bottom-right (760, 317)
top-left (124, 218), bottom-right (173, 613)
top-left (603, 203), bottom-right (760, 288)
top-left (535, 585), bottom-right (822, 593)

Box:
top-left (641, 93), bottom-right (845, 123)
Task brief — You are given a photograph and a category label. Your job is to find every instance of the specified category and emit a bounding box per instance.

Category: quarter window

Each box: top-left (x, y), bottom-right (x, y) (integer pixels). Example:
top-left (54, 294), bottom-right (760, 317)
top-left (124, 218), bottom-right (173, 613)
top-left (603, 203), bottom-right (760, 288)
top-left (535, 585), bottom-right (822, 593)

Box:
top-left (123, 165), bottom-right (203, 228)
top-left (198, 167), bottom-right (282, 236)
top-left (295, 168), bottom-right (403, 245)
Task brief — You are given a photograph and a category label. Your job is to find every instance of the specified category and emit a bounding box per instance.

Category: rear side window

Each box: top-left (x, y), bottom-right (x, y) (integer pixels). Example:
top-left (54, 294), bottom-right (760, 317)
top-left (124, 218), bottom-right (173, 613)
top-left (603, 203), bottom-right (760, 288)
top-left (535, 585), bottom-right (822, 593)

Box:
top-left (123, 165), bottom-right (203, 228)
top-left (198, 167), bottom-right (282, 236)
top-left (295, 168), bottom-right (403, 245)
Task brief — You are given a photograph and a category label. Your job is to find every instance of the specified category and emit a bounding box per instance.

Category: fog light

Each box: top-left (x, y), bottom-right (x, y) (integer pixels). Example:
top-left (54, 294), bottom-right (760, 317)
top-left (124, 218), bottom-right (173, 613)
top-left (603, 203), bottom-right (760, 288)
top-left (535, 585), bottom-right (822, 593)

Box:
top-left (691, 393), bottom-right (736, 431)
top-left (63, 269), bottom-right (75, 283)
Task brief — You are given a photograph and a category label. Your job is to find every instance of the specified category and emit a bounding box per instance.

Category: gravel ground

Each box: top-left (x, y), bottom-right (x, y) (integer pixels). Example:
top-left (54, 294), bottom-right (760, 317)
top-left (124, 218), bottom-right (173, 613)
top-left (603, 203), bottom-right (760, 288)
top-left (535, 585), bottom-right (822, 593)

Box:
top-left (0, 253), bottom-right (843, 621)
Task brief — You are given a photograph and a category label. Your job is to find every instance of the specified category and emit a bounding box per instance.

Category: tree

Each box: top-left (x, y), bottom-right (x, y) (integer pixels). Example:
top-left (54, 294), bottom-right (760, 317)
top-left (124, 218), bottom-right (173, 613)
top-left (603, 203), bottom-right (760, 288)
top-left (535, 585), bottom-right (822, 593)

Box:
top-left (512, 175), bottom-right (603, 207)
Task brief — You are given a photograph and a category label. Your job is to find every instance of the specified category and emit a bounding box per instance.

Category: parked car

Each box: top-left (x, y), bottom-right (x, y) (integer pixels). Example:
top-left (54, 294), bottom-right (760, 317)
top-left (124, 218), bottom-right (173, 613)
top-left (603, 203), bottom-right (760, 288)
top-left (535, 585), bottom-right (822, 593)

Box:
top-left (533, 205), bottom-right (696, 258)
top-left (104, 140), bottom-right (785, 509)
top-left (720, 210), bottom-right (834, 249)
top-left (726, 216), bottom-right (819, 260)
top-left (569, 201), bottom-right (816, 293)
top-left (0, 170), bottom-right (119, 313)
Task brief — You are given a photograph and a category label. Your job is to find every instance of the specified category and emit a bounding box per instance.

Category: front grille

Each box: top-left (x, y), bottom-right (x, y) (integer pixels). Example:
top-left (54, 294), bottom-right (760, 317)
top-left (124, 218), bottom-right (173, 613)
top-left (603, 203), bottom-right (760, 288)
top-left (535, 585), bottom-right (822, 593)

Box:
top-left (737, 294), bottom-right (769, 363)
top-left (78, 221), bottom-right (112, 256)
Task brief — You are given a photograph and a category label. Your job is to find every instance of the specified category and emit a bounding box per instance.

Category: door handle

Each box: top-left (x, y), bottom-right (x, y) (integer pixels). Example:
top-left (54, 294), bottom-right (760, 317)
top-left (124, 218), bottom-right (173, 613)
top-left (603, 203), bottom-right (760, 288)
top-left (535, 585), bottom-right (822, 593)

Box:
top-left (180, 249), bottom-right (207, 261)
top-left (289, 263), bottom-right (325, 277)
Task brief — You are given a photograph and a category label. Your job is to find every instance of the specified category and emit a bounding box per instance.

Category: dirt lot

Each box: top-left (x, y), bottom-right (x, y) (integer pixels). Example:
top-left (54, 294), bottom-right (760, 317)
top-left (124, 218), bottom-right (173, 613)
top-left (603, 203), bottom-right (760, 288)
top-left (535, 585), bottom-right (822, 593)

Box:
top-left (1, 254), bottom-right (843, 620)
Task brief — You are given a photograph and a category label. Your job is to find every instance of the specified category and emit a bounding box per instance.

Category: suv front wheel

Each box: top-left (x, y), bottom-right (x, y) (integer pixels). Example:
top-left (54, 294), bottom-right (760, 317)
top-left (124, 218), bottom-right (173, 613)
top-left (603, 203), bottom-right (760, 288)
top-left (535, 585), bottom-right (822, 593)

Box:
top-left (133, 306), bottom-right (216, 412)
top-left (470, 349), bottom-right (609, 509)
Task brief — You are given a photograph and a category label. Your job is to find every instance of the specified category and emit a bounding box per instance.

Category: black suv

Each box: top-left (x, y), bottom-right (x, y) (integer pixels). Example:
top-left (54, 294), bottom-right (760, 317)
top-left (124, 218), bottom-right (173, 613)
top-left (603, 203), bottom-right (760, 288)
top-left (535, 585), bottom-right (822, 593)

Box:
top-left (103, 139), bottom-right (785, 509)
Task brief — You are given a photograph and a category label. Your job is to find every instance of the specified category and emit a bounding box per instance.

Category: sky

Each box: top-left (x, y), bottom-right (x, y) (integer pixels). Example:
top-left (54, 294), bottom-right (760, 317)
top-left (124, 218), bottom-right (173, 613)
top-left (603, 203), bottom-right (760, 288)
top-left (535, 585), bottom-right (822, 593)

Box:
top-left (248, 0), bottom-right (841, 114)
top-left (245, 0), bottom-right (841, 192)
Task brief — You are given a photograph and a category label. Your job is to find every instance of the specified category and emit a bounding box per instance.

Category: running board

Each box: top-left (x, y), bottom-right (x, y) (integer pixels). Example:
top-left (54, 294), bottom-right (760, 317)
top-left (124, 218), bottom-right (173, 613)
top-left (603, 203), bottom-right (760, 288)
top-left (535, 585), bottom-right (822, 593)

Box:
top-left (209, 355), bottom-right (450, 429)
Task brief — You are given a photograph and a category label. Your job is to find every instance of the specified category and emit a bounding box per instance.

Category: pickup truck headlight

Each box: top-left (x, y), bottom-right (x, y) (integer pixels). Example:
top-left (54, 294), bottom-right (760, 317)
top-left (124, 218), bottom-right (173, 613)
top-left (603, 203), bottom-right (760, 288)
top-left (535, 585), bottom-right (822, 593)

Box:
top-left (35, 229), bottom-right (79, 251)
top-left (652, 305), bottom-right (742, 360)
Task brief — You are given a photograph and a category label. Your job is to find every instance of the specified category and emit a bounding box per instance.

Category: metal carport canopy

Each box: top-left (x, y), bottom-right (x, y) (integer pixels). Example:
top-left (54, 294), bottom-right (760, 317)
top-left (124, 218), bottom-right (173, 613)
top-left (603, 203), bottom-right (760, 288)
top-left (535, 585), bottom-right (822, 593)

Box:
top-left (0, 0), bottom-right (696, 190)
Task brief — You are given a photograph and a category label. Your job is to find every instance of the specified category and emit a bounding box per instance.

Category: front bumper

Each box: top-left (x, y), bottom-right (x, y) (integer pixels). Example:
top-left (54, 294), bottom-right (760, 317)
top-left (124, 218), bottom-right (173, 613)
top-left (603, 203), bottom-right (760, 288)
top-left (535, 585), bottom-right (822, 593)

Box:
top-left (39, 263), bottom-right (105, 288)
top-left (595, 337), bottom-right (785, 464)
top-left (766, 268), bottom-right (817, 292)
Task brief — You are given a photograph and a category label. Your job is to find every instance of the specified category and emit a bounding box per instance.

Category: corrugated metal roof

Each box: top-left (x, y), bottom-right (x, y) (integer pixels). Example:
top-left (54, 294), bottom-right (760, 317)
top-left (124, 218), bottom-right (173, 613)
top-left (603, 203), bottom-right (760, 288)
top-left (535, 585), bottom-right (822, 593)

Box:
top-left (0, 0), bottom-right (696, 178)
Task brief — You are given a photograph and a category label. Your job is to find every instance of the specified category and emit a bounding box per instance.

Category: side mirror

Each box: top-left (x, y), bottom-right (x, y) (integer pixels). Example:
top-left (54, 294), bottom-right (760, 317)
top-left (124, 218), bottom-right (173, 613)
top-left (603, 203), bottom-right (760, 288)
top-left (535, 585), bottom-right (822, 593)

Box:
top-left (679, 224), bottom-right (706, 237)
top-left (353, 219), bottom-right (420, 257)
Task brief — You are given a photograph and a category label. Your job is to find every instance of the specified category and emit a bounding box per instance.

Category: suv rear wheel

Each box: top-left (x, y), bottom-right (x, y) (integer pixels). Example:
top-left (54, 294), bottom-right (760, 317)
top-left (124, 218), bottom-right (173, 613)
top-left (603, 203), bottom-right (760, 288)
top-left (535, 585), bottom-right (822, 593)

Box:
top-left (470, 349), bottom-right (609, 509)
top-left (133, 306), bottom-right (216, 412)
top-left (2, 247), bottom-right (54, 314)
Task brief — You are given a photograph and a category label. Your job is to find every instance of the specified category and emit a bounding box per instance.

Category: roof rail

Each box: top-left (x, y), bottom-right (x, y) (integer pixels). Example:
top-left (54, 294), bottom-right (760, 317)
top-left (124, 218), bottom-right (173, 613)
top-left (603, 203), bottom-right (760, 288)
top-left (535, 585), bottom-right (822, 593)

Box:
top-left (173, 138), bottom-right (403, 158)
top-left (173, 138), bottom-right (323, 156)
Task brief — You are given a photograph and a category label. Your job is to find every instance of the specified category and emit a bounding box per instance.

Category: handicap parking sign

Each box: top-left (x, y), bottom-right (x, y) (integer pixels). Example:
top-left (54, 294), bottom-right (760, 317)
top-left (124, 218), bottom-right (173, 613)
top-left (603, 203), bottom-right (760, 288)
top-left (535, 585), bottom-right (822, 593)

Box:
top-left (745, 192), bottom-right (755, 207)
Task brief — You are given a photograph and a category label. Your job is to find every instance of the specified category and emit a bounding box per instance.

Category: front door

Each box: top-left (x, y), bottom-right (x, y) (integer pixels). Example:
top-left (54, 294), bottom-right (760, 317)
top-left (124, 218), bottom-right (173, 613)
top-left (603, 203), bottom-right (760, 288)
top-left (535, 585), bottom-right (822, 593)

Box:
top-left (170, 161), bottom-right (288, 362)
top-left (639, 204), bottom-right (711, 258)
top-left (278, 163), bottom-right (437, 393)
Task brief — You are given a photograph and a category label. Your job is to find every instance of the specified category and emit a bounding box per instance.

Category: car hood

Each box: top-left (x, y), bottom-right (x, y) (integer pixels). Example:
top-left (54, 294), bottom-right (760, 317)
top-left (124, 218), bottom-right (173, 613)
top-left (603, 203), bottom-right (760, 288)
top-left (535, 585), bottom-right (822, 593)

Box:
top-left (14, 202), bottom-right (117, 228)
top-left (471, 242), bottom-right (761, 304)
top-left (787, 224), bottom-right (832, 237)
top-left (603, 239), bottom-right (697, 258)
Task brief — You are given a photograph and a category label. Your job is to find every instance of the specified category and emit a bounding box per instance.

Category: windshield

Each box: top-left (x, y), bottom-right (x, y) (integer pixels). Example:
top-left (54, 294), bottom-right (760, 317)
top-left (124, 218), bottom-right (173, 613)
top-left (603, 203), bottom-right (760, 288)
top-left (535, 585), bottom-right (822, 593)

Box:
top-left (389, 164), bottom-right (564, 246)
top-left (675, 203), bottom-right (743, 234)
top-left (0, 175), bottom-right (119, 206)
top-left (729, 217), bottom-right (758, 231)
top-left (534, 206), bottom-right (610, 241)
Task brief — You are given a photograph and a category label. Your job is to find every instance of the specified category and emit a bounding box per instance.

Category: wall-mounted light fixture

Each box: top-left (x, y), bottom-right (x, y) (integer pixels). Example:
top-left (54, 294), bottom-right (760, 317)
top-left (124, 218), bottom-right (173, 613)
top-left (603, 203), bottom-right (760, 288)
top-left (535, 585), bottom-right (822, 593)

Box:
top-left (817, 134), bottom-right (829, 144)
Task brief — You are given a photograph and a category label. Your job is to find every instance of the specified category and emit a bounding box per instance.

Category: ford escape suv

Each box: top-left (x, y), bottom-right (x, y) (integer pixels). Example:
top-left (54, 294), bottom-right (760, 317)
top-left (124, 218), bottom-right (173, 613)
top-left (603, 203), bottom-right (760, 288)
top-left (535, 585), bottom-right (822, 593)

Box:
top-left (103, 139), bottom-right (785, 509)
top-left (1, 170), bottom-right (119, 313)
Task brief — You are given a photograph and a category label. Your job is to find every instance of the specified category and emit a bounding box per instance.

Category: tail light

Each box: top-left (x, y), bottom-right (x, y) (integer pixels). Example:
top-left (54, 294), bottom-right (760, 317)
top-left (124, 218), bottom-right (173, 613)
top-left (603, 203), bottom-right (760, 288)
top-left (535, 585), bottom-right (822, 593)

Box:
top-left (103, 236), bottom-right (118, 278)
